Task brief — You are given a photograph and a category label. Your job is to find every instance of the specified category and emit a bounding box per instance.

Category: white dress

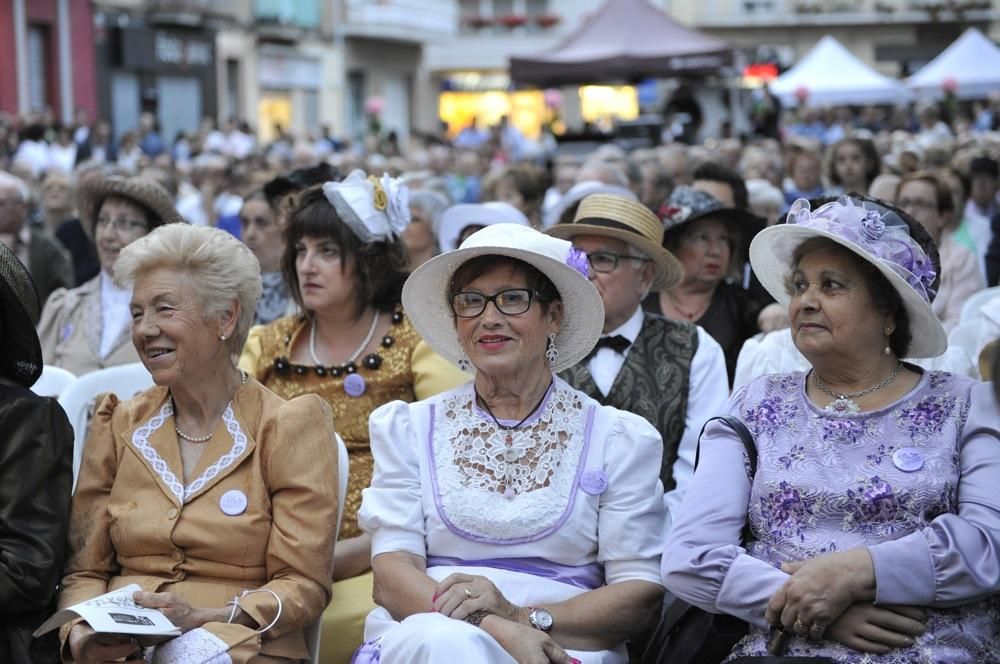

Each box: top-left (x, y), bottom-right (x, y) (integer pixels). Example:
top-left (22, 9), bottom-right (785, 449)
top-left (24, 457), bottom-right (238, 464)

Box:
top-left (356, 376), bottom-right (667, 663)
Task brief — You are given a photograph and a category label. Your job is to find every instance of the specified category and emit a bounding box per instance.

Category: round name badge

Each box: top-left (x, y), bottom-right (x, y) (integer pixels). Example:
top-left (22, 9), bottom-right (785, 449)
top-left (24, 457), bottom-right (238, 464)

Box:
top-left (892, 447), bottom-right (924, 472)
top-left (344, 373), bottom-right (367, 398)
top-left (579, 470), bottom-right (608, 496)
top-left (220, 489), bottom-right (248, 516)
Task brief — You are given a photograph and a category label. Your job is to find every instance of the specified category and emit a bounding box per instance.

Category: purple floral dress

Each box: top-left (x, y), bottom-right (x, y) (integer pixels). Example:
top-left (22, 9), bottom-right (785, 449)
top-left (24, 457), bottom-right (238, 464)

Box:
top-left (725, 371), bottom-right (1000, 663)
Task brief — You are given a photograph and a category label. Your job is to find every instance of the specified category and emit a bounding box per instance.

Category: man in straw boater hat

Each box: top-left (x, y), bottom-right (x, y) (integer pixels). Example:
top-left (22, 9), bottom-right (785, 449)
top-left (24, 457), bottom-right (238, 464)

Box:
top-left (548, 194), bottom-right (728, 528)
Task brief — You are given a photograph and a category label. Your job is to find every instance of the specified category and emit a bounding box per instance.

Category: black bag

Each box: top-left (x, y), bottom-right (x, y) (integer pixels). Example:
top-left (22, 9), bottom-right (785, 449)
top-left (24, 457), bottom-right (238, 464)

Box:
top-left (640, 417), bottom-right (836, 664)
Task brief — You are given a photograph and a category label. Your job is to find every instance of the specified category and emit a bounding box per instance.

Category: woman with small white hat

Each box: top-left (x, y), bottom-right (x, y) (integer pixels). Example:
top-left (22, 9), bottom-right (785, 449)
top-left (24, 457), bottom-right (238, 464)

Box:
top-left (353, 224), bottom-right (667, 663)
top-left (663, 195), bottom-right (1000, 661)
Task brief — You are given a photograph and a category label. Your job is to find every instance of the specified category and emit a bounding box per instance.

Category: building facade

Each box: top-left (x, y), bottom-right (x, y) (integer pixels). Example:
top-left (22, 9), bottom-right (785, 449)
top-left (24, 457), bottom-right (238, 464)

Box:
top-left (0, 0), bottom-right (98, 123)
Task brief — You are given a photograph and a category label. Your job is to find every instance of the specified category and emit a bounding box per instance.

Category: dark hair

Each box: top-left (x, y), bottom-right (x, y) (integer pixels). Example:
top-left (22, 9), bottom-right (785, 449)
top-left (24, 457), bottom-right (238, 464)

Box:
top-left (449, 255), bottom-right (560, 313)
top-left (692, 161), bottom-right (748, 210)
top-left (264, 163), bottom-right (340, 210)
top-left (497, 164), bottom-right (548, 209)
top-left (969, 156), bottom-right (999, 179)
top-left (788, 236), bottom-right (913, 357)
top-left (897, 170), bottom-right (954, 214)
top-left (826, 138), bottom-right (882, 190)
top-left (282, 186), bottom-right (408, 319)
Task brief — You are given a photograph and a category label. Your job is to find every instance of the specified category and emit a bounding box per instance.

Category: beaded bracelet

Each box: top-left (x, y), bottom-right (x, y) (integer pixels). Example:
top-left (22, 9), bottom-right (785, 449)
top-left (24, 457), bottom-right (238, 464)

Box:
top-left (464, 610), bottom-right (489, 627)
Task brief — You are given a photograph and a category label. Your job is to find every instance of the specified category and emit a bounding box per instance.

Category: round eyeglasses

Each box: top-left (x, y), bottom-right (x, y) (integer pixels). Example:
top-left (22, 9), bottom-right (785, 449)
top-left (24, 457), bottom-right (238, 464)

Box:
top-left (451, 288), bottom-right (537, 318)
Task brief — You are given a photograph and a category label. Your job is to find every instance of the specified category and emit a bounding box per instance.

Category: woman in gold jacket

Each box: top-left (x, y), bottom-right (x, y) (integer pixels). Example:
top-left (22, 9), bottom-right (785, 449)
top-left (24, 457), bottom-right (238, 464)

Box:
top-left (59, 224), bottom-right (338, 663)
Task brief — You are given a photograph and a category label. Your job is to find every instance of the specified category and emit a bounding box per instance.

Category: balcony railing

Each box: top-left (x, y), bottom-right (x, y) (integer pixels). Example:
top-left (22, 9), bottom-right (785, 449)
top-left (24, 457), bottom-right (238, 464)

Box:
top-left (147, 0), bottom-right (240, 24)
top-left (343, 0), bottom-right (457, 40)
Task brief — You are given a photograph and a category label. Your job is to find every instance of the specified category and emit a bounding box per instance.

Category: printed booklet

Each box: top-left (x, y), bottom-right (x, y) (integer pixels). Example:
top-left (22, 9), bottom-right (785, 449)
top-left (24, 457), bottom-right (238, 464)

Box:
top-left (34, 584), bottom-right (181, 637)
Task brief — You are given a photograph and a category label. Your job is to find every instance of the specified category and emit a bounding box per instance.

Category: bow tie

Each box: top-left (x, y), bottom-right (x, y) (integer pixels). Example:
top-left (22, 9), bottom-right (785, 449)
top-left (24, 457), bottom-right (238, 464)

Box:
top-left (585, 335), bottom-right (631, 361)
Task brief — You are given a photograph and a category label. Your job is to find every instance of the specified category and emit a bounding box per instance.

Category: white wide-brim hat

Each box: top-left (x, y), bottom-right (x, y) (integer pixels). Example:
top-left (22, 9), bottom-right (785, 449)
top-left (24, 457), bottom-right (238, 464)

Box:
top-left (437, 202), bottom-right (531, 253)
top-left (403, 223), bottom-right (605, 373)
top-left (749, 198), bottom-right (947, 359)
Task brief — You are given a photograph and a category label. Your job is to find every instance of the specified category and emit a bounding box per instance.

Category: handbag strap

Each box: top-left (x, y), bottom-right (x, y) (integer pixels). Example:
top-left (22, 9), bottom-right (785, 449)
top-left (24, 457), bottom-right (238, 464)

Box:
top-left (694, 415), bottom-right (757, 547)
top-left (695, 415), bottom-right (757, 477)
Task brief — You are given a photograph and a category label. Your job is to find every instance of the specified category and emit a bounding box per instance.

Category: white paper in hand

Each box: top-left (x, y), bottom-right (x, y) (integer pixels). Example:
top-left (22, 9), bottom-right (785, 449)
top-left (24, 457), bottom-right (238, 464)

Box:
top-left (34, 584), bottom-right (181, 637)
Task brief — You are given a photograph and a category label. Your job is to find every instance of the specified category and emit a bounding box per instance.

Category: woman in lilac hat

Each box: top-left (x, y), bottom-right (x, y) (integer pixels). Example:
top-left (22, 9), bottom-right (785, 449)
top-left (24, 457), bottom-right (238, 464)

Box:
top-left (663, 195), bottom-right (1000, 661)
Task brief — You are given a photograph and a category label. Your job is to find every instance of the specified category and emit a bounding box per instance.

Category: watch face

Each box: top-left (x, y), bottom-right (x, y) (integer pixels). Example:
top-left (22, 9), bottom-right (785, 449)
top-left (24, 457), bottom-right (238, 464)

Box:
top-left (531, 608), bottom-right (554, 631)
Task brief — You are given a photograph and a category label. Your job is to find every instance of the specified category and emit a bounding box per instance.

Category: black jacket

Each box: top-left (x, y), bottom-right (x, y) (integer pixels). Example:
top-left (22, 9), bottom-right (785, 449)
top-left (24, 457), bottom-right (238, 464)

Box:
top-left (0, 380), bottom-right (73, 664)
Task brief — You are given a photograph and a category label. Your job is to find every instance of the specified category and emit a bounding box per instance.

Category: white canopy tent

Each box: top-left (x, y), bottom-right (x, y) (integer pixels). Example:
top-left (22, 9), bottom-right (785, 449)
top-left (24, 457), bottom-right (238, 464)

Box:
top-left (907, 28), bottom-right (1000, 100)
top-left (771, 36), bottom-right (910, 107)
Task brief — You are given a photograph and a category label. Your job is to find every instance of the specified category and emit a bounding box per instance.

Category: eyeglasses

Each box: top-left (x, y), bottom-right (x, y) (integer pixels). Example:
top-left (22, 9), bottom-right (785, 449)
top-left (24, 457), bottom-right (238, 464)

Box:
top-left (585, 251), bottom-right (648, 274)
top-left (896, 198), bottom-right (937, 212)
top-left (451, 288), bottom-right (538, 318)
top-left (96, 216), bottom-right (150, 236)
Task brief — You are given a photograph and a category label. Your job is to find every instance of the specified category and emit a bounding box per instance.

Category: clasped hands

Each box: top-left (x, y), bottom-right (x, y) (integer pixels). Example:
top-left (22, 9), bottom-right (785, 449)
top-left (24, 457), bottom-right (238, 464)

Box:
top-left (765, 549), bottom-right (926, 654)
top-left (431, 573), bottom-right (579, 664)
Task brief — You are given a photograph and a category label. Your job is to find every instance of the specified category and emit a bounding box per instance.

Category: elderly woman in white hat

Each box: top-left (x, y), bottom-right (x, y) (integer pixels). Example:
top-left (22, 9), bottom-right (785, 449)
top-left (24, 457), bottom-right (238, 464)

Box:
top-left (36, 175), bottom-right (184, 375)
top-left (353, 224), bottom-right (667, 663)
top-left (663, 196), bottom-right (1000, 661)
top-left (437, 201), bottom-right (532, 254)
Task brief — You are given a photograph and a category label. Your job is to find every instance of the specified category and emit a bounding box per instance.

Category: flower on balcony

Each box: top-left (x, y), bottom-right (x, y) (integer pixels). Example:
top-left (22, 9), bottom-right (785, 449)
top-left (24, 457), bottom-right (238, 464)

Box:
top-left (464, 15), bottom-right (494, 29)
top-left (535, 14), bottom-right (561, 28)
top-left (498, 14), bottom-right (528, 28)
top-left (364, 96), bottom-right (384, 117)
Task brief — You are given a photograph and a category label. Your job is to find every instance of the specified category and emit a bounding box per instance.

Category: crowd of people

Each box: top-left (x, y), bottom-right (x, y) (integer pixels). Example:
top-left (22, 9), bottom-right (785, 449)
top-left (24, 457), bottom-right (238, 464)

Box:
top-left (0, 93), bottom-right (999, 664)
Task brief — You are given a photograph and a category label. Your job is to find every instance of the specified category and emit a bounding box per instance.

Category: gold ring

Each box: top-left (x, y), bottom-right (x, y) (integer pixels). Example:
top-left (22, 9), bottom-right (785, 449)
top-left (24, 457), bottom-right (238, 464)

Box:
top-left (793, 619), bottom-right (809, 634)
top-left (464, 587), bottom-right (474, 599)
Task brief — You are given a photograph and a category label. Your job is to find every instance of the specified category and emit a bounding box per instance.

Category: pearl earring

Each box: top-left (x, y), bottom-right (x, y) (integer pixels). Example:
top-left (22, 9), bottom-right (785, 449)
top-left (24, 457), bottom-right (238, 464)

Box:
top-left (220, 334), bottom-right (227, 341)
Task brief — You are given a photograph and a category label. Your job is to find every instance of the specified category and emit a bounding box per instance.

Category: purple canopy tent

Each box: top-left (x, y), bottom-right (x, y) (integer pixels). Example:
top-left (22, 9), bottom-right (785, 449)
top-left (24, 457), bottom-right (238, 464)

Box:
top-left (509, 0), bottom-right (734, 87)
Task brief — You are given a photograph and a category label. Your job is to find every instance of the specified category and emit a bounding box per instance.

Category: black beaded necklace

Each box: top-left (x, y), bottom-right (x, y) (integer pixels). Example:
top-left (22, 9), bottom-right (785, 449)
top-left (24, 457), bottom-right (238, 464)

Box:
top-left (475, 382), bottom-right (551, 445)
top-left (273, 309), bottom-right (404, 377)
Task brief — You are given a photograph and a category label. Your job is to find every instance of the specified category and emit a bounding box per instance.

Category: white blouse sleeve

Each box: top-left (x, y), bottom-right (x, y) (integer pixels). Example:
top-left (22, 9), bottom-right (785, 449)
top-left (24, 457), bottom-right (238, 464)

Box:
top-left (359, 400), bottom-right (427, 559)
top-left (598, 409), bottom-right (668, 586)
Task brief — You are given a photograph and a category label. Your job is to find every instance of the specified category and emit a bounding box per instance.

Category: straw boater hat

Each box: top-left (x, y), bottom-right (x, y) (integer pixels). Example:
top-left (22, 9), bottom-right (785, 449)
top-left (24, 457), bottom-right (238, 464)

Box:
top-left (437, 202), bottom-right (531, 253)
top-left (0, 242), bottom-right (43, 387)
top-left (78, 176), bottom-right (185, 240)
top-left (543, 180), bottom-right (636, 229)
top-left (546, 193), bottom-right (684, 291)
top-left (749, 196), bottom-right (947, 359)
top-left (403, 223), bottom-right (604, 374)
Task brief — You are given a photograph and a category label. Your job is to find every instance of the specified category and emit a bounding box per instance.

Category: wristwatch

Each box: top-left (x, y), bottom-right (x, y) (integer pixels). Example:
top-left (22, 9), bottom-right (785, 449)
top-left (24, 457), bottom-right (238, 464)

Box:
top-left (528, 607), bottom-right (554, 632)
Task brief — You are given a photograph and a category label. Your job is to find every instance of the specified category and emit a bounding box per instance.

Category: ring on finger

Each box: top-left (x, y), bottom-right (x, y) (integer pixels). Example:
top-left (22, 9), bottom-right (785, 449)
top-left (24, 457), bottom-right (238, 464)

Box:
top-left (464, 587), bottom-right (480, 600)
top-left (808, 623), bottom-right (826, 640)
top-left (793, 619), bottom-right (810, 635)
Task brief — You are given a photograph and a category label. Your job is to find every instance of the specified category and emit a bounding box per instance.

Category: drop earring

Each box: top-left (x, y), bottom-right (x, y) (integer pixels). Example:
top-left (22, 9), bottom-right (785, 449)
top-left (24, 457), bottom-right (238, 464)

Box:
top-left (545, 333), bottom-right (559, 366)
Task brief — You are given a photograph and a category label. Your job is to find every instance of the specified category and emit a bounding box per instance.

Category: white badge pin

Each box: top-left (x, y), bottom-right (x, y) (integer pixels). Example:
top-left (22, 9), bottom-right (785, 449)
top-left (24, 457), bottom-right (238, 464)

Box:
top-left (892, 447), bottom-right (924, 472)
top-left (220, 489), bottom-right (248, 516)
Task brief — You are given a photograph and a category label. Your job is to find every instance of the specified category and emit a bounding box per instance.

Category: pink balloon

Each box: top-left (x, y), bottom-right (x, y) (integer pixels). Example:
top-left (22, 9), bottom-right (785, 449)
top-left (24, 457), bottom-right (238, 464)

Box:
top-left (941, 76), bottom-right (958, 94)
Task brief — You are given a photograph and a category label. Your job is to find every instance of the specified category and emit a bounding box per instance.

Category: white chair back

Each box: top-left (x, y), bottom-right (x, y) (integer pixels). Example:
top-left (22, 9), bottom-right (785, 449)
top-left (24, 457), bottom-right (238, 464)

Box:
top-left (58, 363), bottom-right (155, 490)
top-left (31, 365), bottom-right (77, 398)
top-left (960, 286), bottom-right (1000, 325)
top-left (302, 433), bottom-right (349, 664)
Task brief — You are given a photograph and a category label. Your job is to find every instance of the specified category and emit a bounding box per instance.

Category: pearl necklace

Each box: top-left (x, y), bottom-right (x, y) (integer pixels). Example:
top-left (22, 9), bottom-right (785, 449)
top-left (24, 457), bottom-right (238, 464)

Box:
top-left (309, 311), bottom-right (380, 368)
top-left (174, 371), bottom-right (247, 442)
top-left (811, 362), bottom-right (903, 413)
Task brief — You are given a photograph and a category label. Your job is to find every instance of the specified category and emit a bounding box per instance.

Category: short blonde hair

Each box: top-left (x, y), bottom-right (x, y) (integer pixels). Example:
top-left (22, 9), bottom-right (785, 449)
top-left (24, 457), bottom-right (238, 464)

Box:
top-left (114, 224), bottom-right (262, 353)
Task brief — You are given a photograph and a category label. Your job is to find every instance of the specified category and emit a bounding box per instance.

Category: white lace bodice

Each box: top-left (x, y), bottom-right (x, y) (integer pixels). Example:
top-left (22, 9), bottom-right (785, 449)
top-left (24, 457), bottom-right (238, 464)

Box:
top-left (430, 384), bottom-right (591, 543)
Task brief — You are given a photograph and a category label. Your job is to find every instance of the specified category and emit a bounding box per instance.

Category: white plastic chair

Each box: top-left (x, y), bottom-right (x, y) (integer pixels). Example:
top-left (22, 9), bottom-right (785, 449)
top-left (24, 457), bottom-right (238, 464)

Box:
top-left (302, 433), bottom-right (349, 664)
top-left (960, 286), bottom-right (1000, 325)
top-left (58, 363), bottom-right (154, 490)
top-left (31, 365), bottom-right (77, 398)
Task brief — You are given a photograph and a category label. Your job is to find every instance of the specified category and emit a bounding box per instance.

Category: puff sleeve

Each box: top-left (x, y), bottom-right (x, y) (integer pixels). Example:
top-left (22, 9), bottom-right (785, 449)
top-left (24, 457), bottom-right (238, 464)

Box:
top-left (237, 325), bottom-right (267, 378)
top-left (237, 394), bottom-right (339, 637)
top-left (411, 340), bottom-right (470, 401)
top-left (358, 400), bottom-right (427, 559)
top-left (867, 382), bottom-right (1000, 607)
top-left (597, 409), bottom-right (667, 586)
